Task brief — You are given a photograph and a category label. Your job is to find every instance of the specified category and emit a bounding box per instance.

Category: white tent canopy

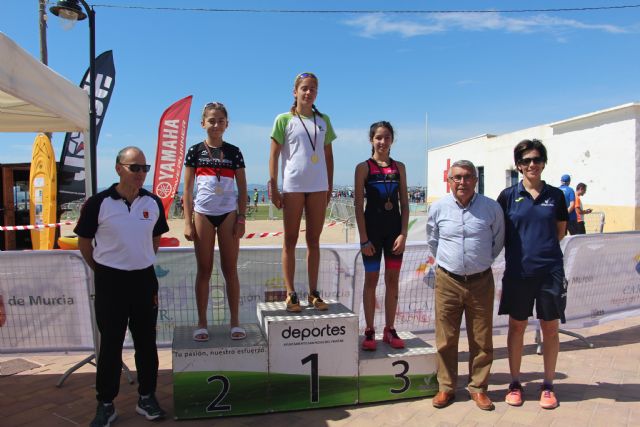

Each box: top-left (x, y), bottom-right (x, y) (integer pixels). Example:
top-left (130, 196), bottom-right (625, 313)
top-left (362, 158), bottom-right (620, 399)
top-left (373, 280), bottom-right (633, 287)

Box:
top-left (0, 32), bottom-right (88, 133)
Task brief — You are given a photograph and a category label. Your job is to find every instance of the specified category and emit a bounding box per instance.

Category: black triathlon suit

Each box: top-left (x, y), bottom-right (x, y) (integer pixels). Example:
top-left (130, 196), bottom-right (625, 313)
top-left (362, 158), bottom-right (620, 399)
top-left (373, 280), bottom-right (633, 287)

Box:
top-left (362, 158), bottom-right (403, 272)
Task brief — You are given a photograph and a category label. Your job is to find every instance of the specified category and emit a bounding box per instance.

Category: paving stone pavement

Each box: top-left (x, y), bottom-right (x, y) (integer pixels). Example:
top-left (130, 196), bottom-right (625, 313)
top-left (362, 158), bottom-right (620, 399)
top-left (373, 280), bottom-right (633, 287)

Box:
top-left (1, 316), bottom-right (639, 426)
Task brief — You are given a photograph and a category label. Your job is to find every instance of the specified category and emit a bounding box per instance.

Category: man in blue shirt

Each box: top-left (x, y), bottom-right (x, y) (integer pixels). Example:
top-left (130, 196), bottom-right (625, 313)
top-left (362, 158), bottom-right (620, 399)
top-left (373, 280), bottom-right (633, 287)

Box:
top-left (427, 160), bottom-right (504, 411)
top-left (558, 174), bottom-right (577, 235)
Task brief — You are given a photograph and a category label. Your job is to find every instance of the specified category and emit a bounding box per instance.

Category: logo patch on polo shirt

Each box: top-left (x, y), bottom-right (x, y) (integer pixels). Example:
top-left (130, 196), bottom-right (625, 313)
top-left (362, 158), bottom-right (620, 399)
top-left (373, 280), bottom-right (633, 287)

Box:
top-left (540, 198), bottom-right (554, 207)
top-left (142, 210), bottom-right (149, 219)
top-left (515, 197), bottom-right (524, 202)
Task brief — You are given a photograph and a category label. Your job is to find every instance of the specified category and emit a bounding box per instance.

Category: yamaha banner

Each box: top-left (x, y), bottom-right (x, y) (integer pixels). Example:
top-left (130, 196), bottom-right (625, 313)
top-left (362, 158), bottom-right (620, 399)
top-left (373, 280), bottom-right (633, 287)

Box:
top-left (57, 50), bottom-right (116, 206)
top-left (153, 95), bottom-right (192, 218)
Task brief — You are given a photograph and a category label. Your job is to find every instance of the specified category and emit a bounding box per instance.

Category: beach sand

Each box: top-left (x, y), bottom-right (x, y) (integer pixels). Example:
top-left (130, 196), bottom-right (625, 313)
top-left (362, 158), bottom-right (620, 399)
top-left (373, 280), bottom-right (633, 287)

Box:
top-left (60, 217), bottom-right (356, 247)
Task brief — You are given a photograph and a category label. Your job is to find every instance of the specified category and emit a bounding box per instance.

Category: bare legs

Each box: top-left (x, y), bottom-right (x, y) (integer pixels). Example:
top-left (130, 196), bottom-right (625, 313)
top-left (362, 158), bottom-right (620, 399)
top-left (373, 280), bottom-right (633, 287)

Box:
top-left (194, 213), bottom-right (215, 330)
top-left (540, 319), bottom-right (559, 384)
top-left (362, 272), bottom-right (379, 328)
top-left (507, 317), bottom-right (559, 384)
top-left (281, 191), bottom-right (327, 295)
top-left (363, 269), bottom-right (400, 330)
top-left (217, 212), bottom-right (240, 329)
top-left (193, 212), bottom-right (240, 331)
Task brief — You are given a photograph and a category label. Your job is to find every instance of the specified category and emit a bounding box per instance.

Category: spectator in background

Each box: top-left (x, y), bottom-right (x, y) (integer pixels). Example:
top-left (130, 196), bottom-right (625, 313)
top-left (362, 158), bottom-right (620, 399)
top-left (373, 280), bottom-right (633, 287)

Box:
top-left (0, 294), bottom-right (6, 327)
top-left (253, 188), bottom-right (259, 209)
top-left (575, 183), bottom-right (592, 234)
top-left (559, 174), bottom-right (577, 235)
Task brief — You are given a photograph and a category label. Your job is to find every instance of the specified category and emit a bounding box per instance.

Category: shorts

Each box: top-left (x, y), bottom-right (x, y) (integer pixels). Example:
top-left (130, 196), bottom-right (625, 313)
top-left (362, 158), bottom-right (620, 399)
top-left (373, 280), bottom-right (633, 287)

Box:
top-left (567, 220), bottom-right (579, 235)
top-left (361, 216), bottom-right (403, 273)
top-left (498, 269), bottom-right (567, 323)
top-left (205, 212), bottom-right (230, 227)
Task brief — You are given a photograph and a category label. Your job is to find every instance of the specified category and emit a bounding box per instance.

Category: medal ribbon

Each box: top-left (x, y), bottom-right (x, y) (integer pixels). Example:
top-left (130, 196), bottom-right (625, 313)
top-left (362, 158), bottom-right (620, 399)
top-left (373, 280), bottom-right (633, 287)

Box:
top-left (204, 142), bottom-right (223, 182)
top-left (296, 112), bottom-right (317, 155)
top-left (376, 158), bottom-right (395, 207)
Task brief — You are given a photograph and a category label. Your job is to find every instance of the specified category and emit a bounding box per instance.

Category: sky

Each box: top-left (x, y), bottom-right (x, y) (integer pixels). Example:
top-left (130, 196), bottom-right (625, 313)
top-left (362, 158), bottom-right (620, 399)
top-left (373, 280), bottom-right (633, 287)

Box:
top-left (2, 1), bottom-right (640, 188)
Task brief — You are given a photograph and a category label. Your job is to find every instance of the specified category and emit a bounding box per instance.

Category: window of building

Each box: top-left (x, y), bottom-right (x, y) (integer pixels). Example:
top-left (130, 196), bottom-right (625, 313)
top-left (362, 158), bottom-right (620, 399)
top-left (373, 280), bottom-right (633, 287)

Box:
top-left (506, 169), bottom-right (519, 187)
top-left (477, 166), bottom-right (484, 195)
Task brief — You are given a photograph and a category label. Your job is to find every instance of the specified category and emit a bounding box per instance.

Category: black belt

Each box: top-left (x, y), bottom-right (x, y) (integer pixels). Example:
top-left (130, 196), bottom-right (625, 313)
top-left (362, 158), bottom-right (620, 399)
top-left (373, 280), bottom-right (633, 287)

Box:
top-left (438, 266), bottom-right (491, 282)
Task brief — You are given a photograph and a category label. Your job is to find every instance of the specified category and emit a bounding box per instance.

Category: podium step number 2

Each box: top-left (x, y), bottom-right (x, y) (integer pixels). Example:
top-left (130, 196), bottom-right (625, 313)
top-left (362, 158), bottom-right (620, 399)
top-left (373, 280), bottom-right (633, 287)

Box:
top-left (172, 324), bottom-right (269, 419)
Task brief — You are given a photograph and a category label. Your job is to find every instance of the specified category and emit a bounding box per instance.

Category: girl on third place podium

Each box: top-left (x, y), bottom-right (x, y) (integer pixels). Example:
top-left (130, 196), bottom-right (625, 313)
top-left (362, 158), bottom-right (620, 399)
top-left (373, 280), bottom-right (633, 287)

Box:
top-left (269, 72), bottom-right (337, 312)
top-left (183, 102), bottom-right (248, 341)
top-left (354, 121), bottom-right (409, 351)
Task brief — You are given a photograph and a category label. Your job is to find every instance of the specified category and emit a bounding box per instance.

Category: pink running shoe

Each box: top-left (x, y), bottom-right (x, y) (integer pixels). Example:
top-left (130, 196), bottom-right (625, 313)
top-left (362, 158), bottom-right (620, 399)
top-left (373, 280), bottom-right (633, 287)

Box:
top-left (539, 386), bottom-right (558, 409)
top-left (382, 326), bottom-right (405, 349)
top-left (362, 328), bottom-right (377, 351)
top-left (505, 382), bottom-right (524, 406)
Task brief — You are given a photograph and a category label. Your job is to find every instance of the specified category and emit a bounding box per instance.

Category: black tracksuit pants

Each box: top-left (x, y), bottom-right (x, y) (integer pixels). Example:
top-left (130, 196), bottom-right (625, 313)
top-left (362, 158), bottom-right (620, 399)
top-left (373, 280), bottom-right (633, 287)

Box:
top-left (94, 263), bottom-right (159, 403)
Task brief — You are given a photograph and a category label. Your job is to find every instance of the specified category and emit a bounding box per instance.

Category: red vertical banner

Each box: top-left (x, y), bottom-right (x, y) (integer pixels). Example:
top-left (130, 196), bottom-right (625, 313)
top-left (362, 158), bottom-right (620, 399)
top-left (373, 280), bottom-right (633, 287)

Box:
top-left (153, 95), bottom-right (193, 218)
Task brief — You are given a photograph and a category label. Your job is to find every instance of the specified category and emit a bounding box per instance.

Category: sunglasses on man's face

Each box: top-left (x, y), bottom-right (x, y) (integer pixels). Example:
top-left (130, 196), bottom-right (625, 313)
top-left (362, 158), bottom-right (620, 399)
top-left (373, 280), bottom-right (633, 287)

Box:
top-left (120, 163), bottom-right (151, 173)
top-left (517, 157), bottom-right (544, 166)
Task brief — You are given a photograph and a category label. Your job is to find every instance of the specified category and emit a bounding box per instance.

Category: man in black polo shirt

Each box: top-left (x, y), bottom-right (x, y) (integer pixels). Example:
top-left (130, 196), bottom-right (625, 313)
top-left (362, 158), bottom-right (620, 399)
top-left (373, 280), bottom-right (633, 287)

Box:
top-left (75, 146), bottom-right (169, 427)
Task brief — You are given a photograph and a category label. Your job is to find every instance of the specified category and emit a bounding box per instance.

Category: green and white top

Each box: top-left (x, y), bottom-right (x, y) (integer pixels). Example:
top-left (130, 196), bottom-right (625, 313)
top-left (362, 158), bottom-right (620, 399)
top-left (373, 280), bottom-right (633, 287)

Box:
top-left (270, 112), bottom-right (337, 193)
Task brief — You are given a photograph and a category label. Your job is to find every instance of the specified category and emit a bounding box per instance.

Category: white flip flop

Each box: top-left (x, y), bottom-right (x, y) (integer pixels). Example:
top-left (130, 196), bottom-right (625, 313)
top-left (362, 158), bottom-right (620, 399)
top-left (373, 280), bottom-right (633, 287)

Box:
top-left (230, 326), bottom-right (246, 340)
top-left (193, 328), bottom-right (209, 342)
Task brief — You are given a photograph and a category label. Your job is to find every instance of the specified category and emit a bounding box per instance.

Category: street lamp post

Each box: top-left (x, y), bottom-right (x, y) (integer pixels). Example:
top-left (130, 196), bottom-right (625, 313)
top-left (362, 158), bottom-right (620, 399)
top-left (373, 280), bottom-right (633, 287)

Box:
top-left (50, 0), bottom-right (97, 197)
top-left (48, 1), bottom-right (134, 389)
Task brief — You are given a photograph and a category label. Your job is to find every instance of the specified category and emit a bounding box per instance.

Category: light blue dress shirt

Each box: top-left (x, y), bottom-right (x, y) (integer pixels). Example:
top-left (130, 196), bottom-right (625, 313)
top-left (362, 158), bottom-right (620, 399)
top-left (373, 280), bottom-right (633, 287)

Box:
top-left (427, 193), bottom-right (505, 276)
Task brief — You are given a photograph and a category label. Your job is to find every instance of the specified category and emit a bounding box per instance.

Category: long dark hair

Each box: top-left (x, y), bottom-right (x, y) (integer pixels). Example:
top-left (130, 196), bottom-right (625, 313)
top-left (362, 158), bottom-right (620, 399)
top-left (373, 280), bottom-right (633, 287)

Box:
top-left (369, 121), bottom-right (395, 156)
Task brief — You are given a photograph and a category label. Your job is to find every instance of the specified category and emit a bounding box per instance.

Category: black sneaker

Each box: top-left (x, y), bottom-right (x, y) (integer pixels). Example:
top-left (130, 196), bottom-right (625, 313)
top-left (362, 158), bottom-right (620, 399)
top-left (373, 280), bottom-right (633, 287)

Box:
top-left (285, 292), bottom-right (302, 312)
top-left (307, 290), bottom-right (329, 310)
top-left (135, 394), bottom-right (166, 420)
top-left (90, 403), bottom-right (117, 427)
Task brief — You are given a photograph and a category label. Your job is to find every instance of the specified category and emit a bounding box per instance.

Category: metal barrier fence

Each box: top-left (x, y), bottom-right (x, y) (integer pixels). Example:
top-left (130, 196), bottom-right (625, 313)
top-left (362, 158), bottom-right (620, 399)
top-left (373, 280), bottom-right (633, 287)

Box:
top-left (1, 232), bottom-right (639, 354)
top-left (584, 211), bottom-right (605, 233)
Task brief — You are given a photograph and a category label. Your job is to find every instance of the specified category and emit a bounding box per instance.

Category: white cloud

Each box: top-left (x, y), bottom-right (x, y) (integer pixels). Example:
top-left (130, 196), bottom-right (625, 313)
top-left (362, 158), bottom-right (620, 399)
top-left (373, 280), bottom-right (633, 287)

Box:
top-left (344, 14), bottom-right (444, 38)
top-left (344, 12), bottom-right (628, 39)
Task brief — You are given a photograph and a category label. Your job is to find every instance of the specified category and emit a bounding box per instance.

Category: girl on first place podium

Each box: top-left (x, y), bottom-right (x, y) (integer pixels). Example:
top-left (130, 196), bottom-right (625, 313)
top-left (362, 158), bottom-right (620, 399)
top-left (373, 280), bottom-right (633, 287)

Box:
top-left (268, 72), bottom-right (337, 313)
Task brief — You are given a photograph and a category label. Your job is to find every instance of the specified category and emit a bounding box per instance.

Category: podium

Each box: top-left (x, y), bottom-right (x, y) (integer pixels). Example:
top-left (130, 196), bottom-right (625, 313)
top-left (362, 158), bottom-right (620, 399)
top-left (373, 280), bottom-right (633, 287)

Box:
top-left (358, 331), bottom-right (438, 403)
top-left (172, 302), bottom-right (439, 418)
top-left (257, 301), bottom-right (359, 411)
top-left (172, 324), bottom-right (269, 419)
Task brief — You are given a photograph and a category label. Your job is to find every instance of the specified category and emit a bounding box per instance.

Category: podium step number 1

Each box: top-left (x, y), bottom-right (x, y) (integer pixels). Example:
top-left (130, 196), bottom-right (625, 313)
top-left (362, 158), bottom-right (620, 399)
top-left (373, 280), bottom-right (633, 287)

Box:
top-left (258, 301), bottom-right (359, 411)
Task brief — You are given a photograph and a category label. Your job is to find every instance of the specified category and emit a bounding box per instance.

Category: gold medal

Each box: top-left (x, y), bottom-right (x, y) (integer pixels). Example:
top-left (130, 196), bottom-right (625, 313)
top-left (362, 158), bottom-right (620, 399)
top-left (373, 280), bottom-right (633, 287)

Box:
top-left (215, 186), bottom-right (224, 196)
top-left (384, 200), bottom-right (393, 211)
top-left (311, 153), bottom-right (319, 164)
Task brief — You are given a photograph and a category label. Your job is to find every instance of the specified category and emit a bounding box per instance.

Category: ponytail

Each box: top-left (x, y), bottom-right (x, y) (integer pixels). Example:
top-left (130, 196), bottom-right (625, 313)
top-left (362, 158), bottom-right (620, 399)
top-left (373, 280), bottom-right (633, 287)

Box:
top-left (291, 102), bottom-right (322, 117)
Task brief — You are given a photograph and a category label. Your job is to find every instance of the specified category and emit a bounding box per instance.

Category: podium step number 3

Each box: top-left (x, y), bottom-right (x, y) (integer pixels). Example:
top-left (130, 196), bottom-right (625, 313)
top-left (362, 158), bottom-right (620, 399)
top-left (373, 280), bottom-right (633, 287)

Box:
top-left (358, 332), bottom-right (438, 403)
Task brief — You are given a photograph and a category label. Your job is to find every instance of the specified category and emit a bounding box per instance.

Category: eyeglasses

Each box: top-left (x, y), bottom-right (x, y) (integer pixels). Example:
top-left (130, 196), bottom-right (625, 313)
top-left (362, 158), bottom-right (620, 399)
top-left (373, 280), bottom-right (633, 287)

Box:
top-left (296, 72), bottom-right (316, 80)
top-left (119, 163), bottom-right (151, 173)
top-left (517, 156), bottom-right (544, 166)
top-left (449, 174), bottom-right (476, 183)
